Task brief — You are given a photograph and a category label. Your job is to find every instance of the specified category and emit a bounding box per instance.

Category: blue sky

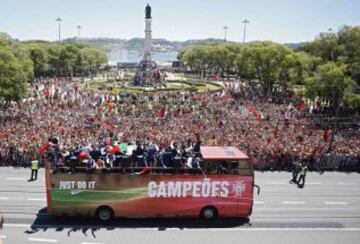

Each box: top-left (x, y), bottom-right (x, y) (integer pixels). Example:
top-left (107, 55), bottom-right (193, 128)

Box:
top-left (0, 0), bottom-right (359, 43)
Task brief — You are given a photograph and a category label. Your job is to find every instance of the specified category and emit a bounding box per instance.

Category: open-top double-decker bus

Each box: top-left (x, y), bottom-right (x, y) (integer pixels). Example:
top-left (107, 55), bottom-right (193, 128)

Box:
top-left (45, 146), bottom-right (259, 221)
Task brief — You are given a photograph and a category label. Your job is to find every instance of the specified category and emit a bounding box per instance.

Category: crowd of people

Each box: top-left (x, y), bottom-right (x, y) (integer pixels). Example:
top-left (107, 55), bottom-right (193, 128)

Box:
top-left (0, 78), bottom-right (359, 172)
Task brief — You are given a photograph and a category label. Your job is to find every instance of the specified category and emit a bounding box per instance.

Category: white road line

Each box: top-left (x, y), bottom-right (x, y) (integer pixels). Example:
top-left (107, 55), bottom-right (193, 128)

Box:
top-left (82, 242), bottom-right (104, 244)
top-left (5, 223), bottom-right (360, 232)
top-left (337, 182), bottom-right (357, 185)
top-left (185, 228), bottom-right (360, 232)
top-left (0, 197), bottom-right (9, 200)
top-left (28, 238), bottom-right (58, 243)
top-left (254, 201), bottom-right (264, 204)
top-left (324, 202), bottom-right (348, 205)
top-left (5, 177), bottom-right (26, 181)
top-left (4, 223), bottom-right (30, 227)
top-left (0, 235), bottom-right (7, 239)
top-left (265, 182), bottom-right (287, 185)
top-left (306, 182), bottom-right (323, 185)
top-left (281, 201), bottom-right (306, 205)
top-left (27, 198), bottom-right (46, 201)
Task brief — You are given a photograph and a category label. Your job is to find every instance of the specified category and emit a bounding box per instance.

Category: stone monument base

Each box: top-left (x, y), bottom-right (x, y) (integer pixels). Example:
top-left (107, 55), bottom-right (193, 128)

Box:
top-left (134, 60), bottom-right (161, 86)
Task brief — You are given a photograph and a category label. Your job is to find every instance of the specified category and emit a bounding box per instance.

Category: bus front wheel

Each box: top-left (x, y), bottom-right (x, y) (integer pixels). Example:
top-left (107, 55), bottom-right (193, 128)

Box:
top-left (96, 206), bottom-right (114, 222)
top-left (201, 206), bottom-right (218, 219)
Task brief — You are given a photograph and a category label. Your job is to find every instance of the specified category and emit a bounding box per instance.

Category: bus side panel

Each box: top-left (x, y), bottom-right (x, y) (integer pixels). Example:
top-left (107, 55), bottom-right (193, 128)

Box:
top-left (49, 174), bottom-right (254, 218)
top-left (50, 173), bottom-right (152, 217)
top-left (144, 175), bottom-right (253, 218)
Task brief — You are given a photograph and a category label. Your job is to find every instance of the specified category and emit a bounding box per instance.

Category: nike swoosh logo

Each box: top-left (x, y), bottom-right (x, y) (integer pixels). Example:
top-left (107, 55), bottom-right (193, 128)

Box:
top-left (70, 190), bottom-right (82, 195)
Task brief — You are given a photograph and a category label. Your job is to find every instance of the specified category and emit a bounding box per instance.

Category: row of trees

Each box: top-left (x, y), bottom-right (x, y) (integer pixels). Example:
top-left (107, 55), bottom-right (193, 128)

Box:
top-left (23, 41), bottom-right (107, 78)
top-left (0, 32), bottom-right (108, 102)
top-left (0, 33), bottom-right (33, 102)
top-left (178, 26), bottom-right (360, 109)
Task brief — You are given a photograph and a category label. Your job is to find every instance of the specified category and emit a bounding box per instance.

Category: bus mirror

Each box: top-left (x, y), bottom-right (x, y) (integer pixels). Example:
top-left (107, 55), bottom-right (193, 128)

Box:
top-left (254, 184), bottom-right (260, 195)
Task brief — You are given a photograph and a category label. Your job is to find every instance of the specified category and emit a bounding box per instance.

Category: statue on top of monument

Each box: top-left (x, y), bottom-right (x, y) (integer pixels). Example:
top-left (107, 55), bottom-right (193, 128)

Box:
top-left (145, 4), bottom-right (151, 19)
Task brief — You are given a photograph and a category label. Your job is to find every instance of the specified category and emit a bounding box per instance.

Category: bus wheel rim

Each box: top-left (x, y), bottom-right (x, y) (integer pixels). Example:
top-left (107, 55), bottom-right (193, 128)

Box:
top-left (204, 209), bottom-right (214, 218)
top-left (99, 210), bottom-right (110, 220)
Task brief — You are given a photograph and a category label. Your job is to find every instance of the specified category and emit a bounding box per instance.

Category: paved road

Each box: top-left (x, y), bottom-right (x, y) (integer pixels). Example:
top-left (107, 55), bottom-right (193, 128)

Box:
top-left (1, 168), bottom-right (359, 244)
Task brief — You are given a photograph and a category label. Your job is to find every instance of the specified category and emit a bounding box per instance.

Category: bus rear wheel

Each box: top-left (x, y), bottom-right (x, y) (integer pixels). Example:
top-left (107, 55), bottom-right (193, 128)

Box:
top-left (96, 206), bottom-right (114, 222)
top-left (201, 206), bottom-right (218, 219)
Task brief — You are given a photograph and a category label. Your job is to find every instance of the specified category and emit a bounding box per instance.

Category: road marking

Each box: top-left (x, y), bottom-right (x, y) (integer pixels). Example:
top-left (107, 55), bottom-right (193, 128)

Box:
top-left (82, 242), bottom-right (104, 244)
top-left (337, 182), bottom-right (357, 186)
top-left (185, 228), bottom-right (360, 232)
top-left (265, 182), bottom-right (287, 185)
top-left (254, 201), bottom-right (264, 204)
top-left (5, 177), bottom-right (26, 181)
top-left (27, 198), bottom-right (46, 201)
top-left (0, 197), bottom-right (9, 200)
top-left (306, 182), bottom-right (323, 185)
top-left (4, 223), bottom-right (30, 227)
top-left (0, 235), bottom-right (6, 239)
top-left (324, 202), bottom-right (348, 205)
top-left (28, 238), bottom-right (58, 243)
top-left (281, 201), bottom-right (306, 205)
top-left (5, 223), bottom-right (360, 232)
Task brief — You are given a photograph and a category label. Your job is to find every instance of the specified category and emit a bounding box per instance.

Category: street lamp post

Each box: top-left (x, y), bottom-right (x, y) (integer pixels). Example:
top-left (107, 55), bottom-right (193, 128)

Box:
top-left (326, 27), bottom-right (339, 152)
top-left (242, 19), bottom-right (250, 44)
top-left (56, 17), bottom-right (63, 44)
top-left (76, 25), bottom-right (82, 42)
top-left (328, 27), bottom-right (335, 61)
top-left (223, 25), bottom-right (229, 42)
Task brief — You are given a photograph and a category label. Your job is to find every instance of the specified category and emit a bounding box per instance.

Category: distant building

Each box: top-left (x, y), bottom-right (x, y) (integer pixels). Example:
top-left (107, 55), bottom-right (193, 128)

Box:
top-left (117, 62), bottom-right (138, 69)
top-left (172, 61), bottom-right (182, 68)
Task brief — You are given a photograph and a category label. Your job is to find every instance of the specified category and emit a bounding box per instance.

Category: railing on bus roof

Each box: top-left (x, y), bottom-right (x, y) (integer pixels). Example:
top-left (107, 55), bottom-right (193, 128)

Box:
top-left (51, 164), bottom-right (253, 176)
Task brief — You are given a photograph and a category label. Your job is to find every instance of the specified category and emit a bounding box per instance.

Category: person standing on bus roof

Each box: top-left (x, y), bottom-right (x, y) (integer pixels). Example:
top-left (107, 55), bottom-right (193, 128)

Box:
top-left (193, 133), bottom-right (201, 158)
top-left (297, 163), bottom-right (308, 188)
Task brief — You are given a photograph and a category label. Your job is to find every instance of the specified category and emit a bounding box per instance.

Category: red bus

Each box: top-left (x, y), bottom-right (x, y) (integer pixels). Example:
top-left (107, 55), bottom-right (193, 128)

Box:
top-left (45, 146), bottom-right (259, 221)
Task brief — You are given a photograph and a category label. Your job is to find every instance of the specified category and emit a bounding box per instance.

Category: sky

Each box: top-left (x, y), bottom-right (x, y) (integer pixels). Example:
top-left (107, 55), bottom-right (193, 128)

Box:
top-left (0, 0), bottom-right (360, 43)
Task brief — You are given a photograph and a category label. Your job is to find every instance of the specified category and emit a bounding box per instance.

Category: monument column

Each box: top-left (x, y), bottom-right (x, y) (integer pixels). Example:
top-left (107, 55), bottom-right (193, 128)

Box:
top-left (144, 4), bottom-right (152, 61)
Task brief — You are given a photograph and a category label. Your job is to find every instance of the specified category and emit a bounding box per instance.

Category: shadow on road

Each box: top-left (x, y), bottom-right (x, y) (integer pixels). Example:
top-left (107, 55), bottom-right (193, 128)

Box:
top-left (25, 208), bottom-right (250, 236)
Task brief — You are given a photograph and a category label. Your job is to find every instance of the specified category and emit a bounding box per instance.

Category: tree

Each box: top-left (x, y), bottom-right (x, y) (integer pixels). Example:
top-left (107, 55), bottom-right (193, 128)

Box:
top-left (46, 43), bottom-right (62, 76)
top-left (0, 45), bottom-right (28, 102)
top-left (241, 41), bottom-right (292, 95)
top-left (81, 47), bottom-right (107, 76)
top-left (191, 45), bottom-right (210, 77)
top-left (23, 43), bottom-right (48, 77)
top-left (210, 43), bottom-right (238, 79)
top-left (0, 32), bottom-right (12, 46)
top-left (301, 32), bottom-right (340, 62)
top-left (301, 25), bottom-right (360, 85)
top-left (305, 62), bottom-right (354, 102)
top-left (58, 44), bottom-right (80, 77)
top-left (12, 44), bottom-right (34, 80)
top-left (278, 51), bottom-right (314, 93)
top-left (21, 41), bottom-right (108, 78)
top-left (305, 62), bottom-right (355, 151)
top-left (337, 26), bottom-right (360, 85)
top-left (179, 48), bottom-right (197, 72)
top-left (345, 93), bottom-right (360, 110)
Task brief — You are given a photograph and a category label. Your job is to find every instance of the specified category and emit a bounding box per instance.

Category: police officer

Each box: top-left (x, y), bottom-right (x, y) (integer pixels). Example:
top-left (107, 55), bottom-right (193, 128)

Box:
top-left (29, 159), bottom-right (39, 181)
top-left (297, 163), bottom-right (308, 188)
top-left (0, 211), bottom-right (3, 244)
top-left (0, 211), bottom-right (3, 229)
top-left (289, 160), bottom-right (301, 184)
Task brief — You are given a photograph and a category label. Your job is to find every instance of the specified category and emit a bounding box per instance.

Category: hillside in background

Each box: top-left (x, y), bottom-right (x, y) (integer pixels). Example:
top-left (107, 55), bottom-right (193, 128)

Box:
top-left (63, 37), bottom-right (226, 52)
top-left (64, 37), bottom-right (306, 52)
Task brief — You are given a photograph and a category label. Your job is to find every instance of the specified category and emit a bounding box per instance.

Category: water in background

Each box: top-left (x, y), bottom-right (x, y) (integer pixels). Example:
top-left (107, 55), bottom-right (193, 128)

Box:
top-left (108, 49), bottom-right (178, 63)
